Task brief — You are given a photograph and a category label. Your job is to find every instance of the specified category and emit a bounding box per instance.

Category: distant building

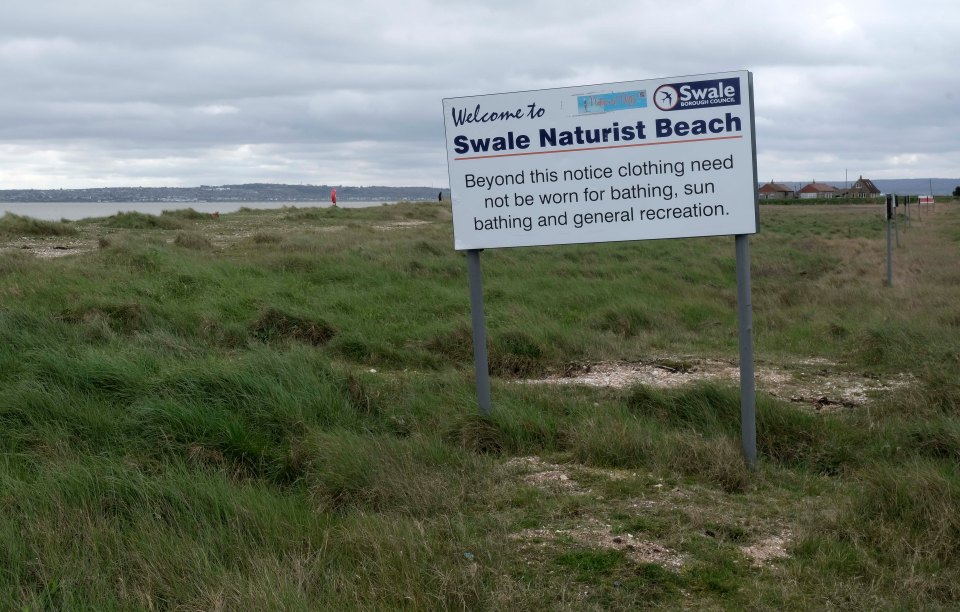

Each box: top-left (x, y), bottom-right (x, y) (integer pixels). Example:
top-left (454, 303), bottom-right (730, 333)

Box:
top-left (758, 181), bottom-right (794, 199)
top-left (845, 175), bottom-right (882, 198)
top-left (798, 181), bottom-right (839, 199)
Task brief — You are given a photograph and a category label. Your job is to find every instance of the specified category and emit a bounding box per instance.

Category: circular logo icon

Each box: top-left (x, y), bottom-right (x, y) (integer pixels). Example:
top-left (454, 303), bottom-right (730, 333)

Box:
top-left (654, 85), bottom-right (679, 111)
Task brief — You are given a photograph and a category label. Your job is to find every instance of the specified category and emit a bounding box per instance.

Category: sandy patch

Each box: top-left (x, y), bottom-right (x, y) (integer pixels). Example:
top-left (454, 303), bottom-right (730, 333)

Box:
top-left (503, 455), bottom-right (798, 571)
top-left (512, 521), bottom-right (685, 569)
top-left (8, 242), bottom-right (93, 258)
top-left (504, 456), bottom-right (684, 567)
top-left (526, 358), bottom-right (912, 410)
top-left (740, 530), bottom-right (792, 566)
top-left (372, 220), bottom-right (431, 230)
top-left (503, 456), bottom-right (588, 494)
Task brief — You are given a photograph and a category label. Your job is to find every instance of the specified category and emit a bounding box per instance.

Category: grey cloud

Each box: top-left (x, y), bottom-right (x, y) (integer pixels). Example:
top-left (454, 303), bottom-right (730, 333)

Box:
top-left (0, 0), bottom-right (958, 188)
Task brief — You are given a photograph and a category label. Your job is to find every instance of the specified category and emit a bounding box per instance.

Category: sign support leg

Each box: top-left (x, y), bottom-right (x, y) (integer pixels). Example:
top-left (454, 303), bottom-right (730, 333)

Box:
top-left (735, 234), bottom-right (757, 469)
top-left (467, 249), bottom-right (492, 416)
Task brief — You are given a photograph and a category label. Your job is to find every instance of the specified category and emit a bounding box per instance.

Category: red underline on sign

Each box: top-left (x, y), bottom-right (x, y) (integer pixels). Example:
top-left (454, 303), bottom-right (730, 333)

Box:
top-left (453, 135), bottom-right (744, 161)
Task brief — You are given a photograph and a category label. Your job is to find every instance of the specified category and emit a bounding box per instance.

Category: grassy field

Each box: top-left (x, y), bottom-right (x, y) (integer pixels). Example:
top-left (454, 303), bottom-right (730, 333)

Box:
top-left (0, 200), bottom-right (959, 610)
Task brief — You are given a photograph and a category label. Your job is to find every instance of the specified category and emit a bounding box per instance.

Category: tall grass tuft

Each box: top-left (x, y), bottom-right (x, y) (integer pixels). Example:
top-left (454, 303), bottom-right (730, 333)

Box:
top-left (104, 211), bottom-right (184, 230)
top-left (592, 306), bottom-right (654, 337)
top-left (568, 406), bottom-right (749, 492)
top-left (622, 381), bottom-right (861, 475)
top-left (303, 430), bottom-right (486, 514)
top-left (173, 232), bottom-right (214, 250)
top-left (625, 382), bottom-right (740, 434)
top-left (248, 307), bottom-right (337, 346)
top-left (60, 301), bottom-right (150, 335)
top-left (250, 231), bottom-right (283, 244)
top-left (755, 395), bottom-right (860, 473)
top-left (161, 208), bottom-right (211, 220)
top-left (424, 322), bottom-right (474, 364)
top-left (0, 212), bottom-right (77, 237)
top-left (853, 323), bottom-right (928, 369)
top-left (489, 330), bottom-right (548, 377)
top-left (825, 460), bottom-right (960, 567)
top-left (446, 414), bottom-right (506, 455)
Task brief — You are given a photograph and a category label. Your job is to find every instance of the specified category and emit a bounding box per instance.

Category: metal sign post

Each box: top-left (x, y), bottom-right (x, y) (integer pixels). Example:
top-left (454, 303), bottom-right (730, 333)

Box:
top-left (466, 249), bottom-right (492, 416)
top-left (735, 234), bottom-right (756, 468)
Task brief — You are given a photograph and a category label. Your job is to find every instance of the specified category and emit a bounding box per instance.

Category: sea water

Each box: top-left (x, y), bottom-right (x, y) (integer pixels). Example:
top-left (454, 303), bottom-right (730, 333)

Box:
top-left (0, 200), bottom-right (400, 222)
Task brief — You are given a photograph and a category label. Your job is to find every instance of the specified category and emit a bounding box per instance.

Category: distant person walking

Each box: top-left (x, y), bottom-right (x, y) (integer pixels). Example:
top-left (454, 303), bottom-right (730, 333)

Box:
top-left (438, 191), bottom-right (443, 202)
top-left (330, 188), bottom-right (337, 207)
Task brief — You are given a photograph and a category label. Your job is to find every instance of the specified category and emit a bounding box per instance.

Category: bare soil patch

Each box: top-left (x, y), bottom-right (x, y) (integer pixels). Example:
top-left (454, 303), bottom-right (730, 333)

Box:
top-left (503, 457), bottom-right (685, 567)
top-left (504, 455), bottom-right (794, 570)
top-left (4, 240), bottom-right (94, 259)
top-left (741, 530), bottom-right (792, 566)
top-left (527, 357), bottom-right (911, 410)
top-left (504, 456), bottom-right (589, 494)
top-left (371, 220), bottom-right (432, 230)
top-left (512, 522), bottom-right (685, 569)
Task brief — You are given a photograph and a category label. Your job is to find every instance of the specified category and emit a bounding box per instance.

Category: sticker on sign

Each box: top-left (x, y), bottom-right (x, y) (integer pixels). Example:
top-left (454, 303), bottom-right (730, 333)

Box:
top-left (442, 70), bottom-right (759, 250)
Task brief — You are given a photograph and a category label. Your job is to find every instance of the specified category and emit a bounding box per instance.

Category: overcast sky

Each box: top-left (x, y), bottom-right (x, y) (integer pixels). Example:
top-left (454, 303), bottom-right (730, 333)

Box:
top-left (1, 0), bottom-right (957, 188)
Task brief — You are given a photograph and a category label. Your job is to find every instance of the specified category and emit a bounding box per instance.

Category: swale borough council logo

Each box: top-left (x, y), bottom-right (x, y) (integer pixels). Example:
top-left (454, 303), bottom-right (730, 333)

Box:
top-left (654, 85), bottom-right (679, 111)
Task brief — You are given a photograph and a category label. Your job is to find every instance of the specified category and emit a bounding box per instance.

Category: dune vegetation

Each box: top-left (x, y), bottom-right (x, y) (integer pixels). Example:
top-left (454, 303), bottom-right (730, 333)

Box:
top-left (0, 200), bottom-right (958, 609)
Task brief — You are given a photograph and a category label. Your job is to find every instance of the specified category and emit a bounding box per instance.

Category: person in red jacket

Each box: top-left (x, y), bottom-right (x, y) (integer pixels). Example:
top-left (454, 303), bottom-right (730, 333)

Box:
top-left (330, 188), bottom-right (337, 207)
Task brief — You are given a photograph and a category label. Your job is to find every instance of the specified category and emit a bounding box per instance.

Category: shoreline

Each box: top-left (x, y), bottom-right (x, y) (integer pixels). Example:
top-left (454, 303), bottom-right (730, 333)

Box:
top-left (0, 199), bottom-right (425, 222)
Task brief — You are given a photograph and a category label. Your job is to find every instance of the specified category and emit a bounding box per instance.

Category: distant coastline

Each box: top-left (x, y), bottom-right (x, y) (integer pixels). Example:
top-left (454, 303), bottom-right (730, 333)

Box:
top-left (757, 178), bottom-right (958, 197)
top-left (1, 178), bottom-right (956, 202)
top-left (0, 200), bottom-right (407, 222)
top-left (0, 183), bottom-right (451, 203)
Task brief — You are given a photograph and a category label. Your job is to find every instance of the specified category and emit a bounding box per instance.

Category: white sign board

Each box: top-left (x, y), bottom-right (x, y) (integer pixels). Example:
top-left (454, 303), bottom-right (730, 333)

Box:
top-left (443, 70), bottom-right (759, 250)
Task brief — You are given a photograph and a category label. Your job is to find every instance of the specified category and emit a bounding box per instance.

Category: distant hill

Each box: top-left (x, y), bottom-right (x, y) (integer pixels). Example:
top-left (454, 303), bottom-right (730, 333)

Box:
top-left (0, 183), bottom-right (451, 203)
top-left (2, 179), bottom-right (957, 203)
top-left (769, 178), bottom-right (959, 196)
